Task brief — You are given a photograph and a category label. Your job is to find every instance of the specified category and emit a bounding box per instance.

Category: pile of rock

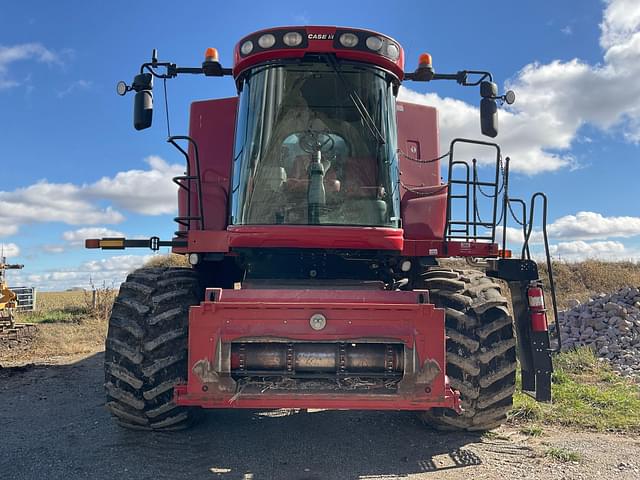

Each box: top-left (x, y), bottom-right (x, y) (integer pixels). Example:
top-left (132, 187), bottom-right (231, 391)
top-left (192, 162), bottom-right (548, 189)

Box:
top-left (555, 286), bottom-right (640, 378)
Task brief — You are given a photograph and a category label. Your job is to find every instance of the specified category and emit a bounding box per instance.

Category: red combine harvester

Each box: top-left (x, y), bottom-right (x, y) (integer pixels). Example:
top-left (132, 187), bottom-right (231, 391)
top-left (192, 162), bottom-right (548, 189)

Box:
top-left (88, 26), bottom-right (560, 431)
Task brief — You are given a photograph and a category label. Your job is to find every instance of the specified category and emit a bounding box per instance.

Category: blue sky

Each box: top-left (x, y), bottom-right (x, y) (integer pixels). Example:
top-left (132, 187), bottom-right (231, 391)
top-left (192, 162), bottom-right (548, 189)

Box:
top-left (2, 0), bottom-right (640, 290)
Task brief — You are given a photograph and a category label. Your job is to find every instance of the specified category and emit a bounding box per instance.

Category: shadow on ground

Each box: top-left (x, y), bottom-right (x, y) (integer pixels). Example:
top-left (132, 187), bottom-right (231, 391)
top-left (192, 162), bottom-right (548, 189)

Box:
top-left (1, 353), bottom-right (486, 480)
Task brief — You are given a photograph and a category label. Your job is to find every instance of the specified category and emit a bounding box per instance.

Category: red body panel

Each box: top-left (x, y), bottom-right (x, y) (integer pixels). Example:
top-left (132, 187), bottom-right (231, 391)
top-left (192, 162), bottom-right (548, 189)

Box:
top-left (397, 101), bottom-right (447, 241)
top-left (402, 239), bottom-right (500, 257)
top-left (178, 97), bottom-right (238, 233)
top-left (233, 26), bottom-right (405, 79)
top-left (226, 225), bottom-right (403, 250)
top-left (174, 289), bottom-right (460, 411)
top-left (176, 225), bottom-right (403, 253)
top-left (176, 229), bottom-right (497, 258)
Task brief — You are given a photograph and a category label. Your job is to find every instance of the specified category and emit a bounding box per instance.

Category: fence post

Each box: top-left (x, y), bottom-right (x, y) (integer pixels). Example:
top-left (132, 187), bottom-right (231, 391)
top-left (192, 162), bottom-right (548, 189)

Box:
top-left (92, 290), bottom-right (97, 310)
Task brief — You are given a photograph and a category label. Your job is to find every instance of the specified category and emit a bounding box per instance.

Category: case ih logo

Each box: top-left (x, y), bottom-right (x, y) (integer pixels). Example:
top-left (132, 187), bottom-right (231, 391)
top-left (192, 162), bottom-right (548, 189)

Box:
top-left (307, 33), bottom-right (334, 40)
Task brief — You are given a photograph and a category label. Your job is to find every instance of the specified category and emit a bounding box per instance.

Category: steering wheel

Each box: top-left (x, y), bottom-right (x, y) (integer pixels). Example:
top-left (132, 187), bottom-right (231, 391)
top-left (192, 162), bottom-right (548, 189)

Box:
top-left (299, 130), bottom-right (335, 154)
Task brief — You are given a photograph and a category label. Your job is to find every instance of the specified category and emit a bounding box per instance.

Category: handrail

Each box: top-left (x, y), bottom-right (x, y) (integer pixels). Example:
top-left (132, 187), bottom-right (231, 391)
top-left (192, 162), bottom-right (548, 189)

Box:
top-left (445, 138), bottom-right (502, 245)
top-left (523, 192), bottom-right (561, 352)
top-left (168, 135), bottom-right (205, 231)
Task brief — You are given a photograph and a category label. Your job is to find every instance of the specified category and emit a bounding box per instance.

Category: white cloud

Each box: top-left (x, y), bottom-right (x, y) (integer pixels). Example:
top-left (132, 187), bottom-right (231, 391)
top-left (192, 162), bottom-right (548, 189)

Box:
top-left (42, 245), bottom-right (65, 254)
top-left (600, 0), bottom-right (640, 50)
top-left (0, 224), bottom-right (18, 238)
top-left (497, 211), bottom-right (640, 247)
top-left (84, 156), bottom-right (182, 215)
top-left (548, 240), bottom-right (633, 261)
top-left (0, 242), bottom-right (20, 258)
top-left (0, 43), bottom-right (63, 90)
top-left (399, 0), bottom-right (640, 173)
top-left (561, 25), bottom-right (573, 36)
top-left (57, 79), bottom-right (92, 98)
top-left (12, 254), bottom-right (154, 291)
top-left (0, 181), bottom-right (124, 229)
top-left (398, 87), bottom-right (573, 175)
top-left (0, 156), bottom-right (181, 237)
top-left (495, 226), bottom-right (542, 245)
top-left (547, 211), bottom-right (640, 240)
top-left (62, 227), bottom-right (125, 246)
top-left (82, 255), bottom-right (151, 273)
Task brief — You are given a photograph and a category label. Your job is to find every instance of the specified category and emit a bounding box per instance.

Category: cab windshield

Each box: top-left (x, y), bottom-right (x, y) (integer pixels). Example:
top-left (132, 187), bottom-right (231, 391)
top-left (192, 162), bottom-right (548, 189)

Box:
top-left (231, 59), bottom-right (400, 227)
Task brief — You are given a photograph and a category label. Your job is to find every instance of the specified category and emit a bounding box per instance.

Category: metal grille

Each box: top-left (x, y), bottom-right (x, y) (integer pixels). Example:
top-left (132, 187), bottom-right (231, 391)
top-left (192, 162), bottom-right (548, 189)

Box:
top-left (9, 286), bottom-right (36, 311)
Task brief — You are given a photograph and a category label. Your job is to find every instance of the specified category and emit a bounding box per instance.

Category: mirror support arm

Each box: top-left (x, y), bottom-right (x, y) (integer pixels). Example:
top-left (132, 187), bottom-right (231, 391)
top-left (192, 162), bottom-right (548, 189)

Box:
top-left (405, 68), bottom-right (491, 86)
top-left (139, 61), bottom-right (233, 79)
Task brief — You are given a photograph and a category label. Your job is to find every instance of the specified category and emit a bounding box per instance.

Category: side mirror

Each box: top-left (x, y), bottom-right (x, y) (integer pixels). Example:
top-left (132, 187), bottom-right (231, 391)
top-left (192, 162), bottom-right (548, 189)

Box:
top-left (504, 90), bottom-right (516, 105)
top-left (132, 73), bottom-right (153, 130)
top-left (479, 81), bottom-right (498, 137)
top-left (480, 97), bottom-right (498, 138)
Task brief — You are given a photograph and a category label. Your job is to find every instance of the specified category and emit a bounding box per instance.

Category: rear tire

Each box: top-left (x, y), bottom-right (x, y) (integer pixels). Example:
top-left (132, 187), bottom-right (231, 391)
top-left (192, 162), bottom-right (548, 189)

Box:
top-left (104, 267), bottom-right (200, 430)
top-left (419, 268), bottom-right (517, 431)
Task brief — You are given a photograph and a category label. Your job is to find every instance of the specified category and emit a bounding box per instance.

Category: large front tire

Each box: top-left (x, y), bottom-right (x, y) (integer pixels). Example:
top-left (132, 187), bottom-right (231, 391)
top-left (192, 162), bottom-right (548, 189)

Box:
top-left (420, 268), bottom-right (517, 431)
top-left (104, 267), bottom-right (200, 430)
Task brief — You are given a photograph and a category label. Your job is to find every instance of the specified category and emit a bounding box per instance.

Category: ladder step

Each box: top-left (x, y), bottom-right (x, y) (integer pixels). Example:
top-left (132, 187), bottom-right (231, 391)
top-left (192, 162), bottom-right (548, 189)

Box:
top-left (449, 221), bottom-right (496, 226)
top-left (447, 236), bottom-right (494, 240)
top-left (449, 179), bottom-right (498, 187)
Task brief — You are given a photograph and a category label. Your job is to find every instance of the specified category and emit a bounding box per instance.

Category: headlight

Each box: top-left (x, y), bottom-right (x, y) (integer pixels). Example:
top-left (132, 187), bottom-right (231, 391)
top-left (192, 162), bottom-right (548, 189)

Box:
top-left (339, 32), bottom-right (359, 48)
top-left (283, 31), bottom-right (303, 47)
top-left (366, 36), bottom-right (384, 51)
top-left (240, 40), bottom-right (254, 55)
top-left (385, 43), bottom-right (400, 60)
top-left (258, 33), bottom-right (276, 49)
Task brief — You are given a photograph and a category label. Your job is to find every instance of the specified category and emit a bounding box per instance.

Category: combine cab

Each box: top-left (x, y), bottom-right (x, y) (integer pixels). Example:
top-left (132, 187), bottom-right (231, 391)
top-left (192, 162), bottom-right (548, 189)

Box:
top-left (89, 26), bottom-right (558, 431)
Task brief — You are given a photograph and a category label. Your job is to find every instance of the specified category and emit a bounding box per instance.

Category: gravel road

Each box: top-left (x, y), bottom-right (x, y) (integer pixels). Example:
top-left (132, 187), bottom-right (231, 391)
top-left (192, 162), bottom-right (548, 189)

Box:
top-left (2, 352), bottom-right (640, 480)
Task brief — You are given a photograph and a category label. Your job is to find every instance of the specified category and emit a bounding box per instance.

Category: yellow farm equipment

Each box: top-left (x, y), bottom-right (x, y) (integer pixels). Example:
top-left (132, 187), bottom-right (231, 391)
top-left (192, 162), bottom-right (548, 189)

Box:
top-left (0, 259), bottom-right (31, 340)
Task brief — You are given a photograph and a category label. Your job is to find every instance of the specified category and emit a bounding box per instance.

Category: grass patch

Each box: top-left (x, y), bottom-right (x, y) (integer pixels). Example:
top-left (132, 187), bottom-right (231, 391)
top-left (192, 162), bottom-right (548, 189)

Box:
top-left (2, 288), bottom-right (115, 364)
top-left (17, 307), bottom-right (87, 324)
top-left (15, 292), bottom-right (90, 324)
top-left (510, 347), bottom-right (640, 432)
top-left (544, 447), bottom-right (582, 463)
top-left (519, 425), bottom-right (544, 437)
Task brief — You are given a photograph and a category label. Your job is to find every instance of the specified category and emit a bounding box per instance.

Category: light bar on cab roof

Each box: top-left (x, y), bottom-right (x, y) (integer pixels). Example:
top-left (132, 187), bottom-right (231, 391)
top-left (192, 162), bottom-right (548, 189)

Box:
top-left (238, 28), bottom-right (309, 57)
top-left (233, 27), bottom-right (405, 80)
top-left (283, 31), bottom-right (303, 46)
top-left (333, 28), bottom-right (400, 61)
top-left (237, 27), bottom-right (400, 62)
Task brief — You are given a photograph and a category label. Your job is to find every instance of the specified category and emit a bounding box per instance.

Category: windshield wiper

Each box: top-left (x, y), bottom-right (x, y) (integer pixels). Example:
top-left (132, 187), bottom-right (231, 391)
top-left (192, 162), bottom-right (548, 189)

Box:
top-left (324, 55), bottom-right (386, 146)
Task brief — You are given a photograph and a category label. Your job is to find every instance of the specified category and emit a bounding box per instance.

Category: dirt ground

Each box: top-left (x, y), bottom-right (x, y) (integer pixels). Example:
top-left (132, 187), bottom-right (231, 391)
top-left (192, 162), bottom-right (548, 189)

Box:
top-left (1, 352), bottom-right (639, 480)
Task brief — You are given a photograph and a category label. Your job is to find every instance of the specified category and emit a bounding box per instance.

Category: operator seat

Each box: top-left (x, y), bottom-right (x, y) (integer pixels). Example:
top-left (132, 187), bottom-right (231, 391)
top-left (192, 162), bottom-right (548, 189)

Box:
top-left (284, 155), bottom-right (341, 194)
top-left (341, 156), bottom-right (388, 225)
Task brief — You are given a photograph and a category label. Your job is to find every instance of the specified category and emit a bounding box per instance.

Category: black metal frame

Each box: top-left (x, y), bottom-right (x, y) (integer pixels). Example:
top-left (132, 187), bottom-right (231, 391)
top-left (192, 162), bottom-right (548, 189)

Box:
top-left (445, 138), bottom-right (502, 243)
top-left (168, 135), bottom-right (205, 237)
top-left (486, 259), bottom-right (553, 402)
